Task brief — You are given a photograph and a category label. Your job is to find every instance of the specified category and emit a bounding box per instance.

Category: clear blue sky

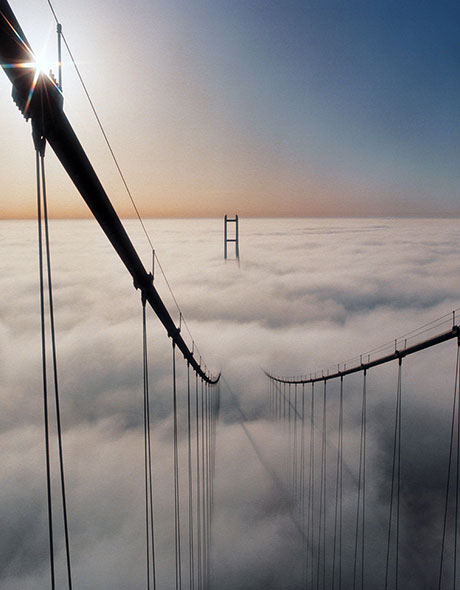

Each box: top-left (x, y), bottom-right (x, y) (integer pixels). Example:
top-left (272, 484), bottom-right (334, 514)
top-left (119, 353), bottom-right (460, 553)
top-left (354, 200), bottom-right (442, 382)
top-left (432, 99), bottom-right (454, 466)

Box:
top-left (1, 0), bottom-right (459, 217)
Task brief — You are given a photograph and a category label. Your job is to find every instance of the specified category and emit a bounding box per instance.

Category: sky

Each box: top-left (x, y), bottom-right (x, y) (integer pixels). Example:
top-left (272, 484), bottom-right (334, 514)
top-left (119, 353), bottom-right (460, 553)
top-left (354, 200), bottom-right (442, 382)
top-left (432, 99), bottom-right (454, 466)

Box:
top-left (1, 0), bottom-right (460, 219)
top-left (2, 217), bottom-right (460, 588)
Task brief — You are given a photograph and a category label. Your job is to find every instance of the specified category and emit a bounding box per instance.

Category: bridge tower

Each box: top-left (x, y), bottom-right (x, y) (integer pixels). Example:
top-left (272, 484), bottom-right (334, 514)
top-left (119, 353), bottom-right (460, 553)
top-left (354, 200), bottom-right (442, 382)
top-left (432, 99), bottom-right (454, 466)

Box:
top-left (224, 214), bottom-right (239, 261)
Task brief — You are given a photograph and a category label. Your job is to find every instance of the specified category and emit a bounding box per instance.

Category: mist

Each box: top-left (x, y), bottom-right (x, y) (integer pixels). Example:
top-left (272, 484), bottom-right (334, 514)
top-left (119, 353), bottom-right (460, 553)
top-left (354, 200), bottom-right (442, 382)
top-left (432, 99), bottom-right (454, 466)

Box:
top-left (1, 217), bottom-right (459, 589)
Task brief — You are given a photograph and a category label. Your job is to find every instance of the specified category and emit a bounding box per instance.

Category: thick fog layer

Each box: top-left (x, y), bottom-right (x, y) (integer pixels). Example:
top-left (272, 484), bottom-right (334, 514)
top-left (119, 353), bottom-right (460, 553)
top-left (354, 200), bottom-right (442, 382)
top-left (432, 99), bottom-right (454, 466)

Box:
top-left (1, 217), bottom-right (460, 589)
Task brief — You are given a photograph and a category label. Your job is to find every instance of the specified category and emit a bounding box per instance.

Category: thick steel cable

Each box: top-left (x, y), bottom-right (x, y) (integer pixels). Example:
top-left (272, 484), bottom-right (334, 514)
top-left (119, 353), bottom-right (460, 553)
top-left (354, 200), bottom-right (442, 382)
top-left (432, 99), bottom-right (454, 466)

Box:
top-left (172, 343), bottom-right (182, 590)
top-left (385, 361), bottom-right (402, 590)
top-left (45, 0), bottom-right (154, 252)
top-left (36, 146), bottom-right (55, 590)
top-left (195, 375), bottom-right (202, 590)
top-left (45, 0), bottom-right (217, 384)
top-left (438, 342), bottom-right (460, 590)
top-left (40, 149), bottom-right (73, 589)
top-left (353, 371), bottom-right (367, 590)
top-left (186, 364), bottom-right (195, 590)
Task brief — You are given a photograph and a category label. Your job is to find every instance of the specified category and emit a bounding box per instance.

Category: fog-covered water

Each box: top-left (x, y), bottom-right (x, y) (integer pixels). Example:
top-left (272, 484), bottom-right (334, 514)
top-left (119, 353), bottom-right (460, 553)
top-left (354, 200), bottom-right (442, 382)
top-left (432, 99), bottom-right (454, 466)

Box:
top-left (1, 217), bottom-right (460, 589)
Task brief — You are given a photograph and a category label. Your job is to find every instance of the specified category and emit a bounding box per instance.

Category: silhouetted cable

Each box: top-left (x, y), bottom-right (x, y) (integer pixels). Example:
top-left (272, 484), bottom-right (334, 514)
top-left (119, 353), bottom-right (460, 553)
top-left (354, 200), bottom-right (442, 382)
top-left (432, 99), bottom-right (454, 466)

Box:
top-left (308, 383), bottom-right (315, 589)
top-left (172, 343), bottom-right (182, 590)
top-left (456, 342), bottom-right (460, 590)
top-left (142, 302), bottom-right (151, 589)
top-left (353, 370), bottom-right (367, 590)
top-left (300, 384), bottom-right (306, 523)
top-left (142, 301), bottom-right (157, 590)
top-left (438, 342), bottom-right (460, 590)
top-left (225, 379), bottom-right (307, 545)
top-left (187, 364), bottom-right (195, 590)
top-left (195, 375), bottom-right (202, 590)
top-left (288, 384), bottom-right (293, 499)
top-left (45, 0), bottom-right (217, 385)
top-left (206, 384), bottom-right (212, 586)
top-left (332, 377), bottom-right (344, 590)
top-left (35, 140), bottom-right (55, 590)
top-left (316, 380), bottom-right (327, 590)
top-left (283, 382), bottom-right (287, 426)
top-left (266, 320), bottom-right (460, 386)
top-left (385, 361), bottom-right (402, 590)
top-left (45, 0), bottom-right (154, 251)
top-left (201, 379), bottom-right (207, 588)
top-left (293, 384), bottom-right (298, 508)
top-left (39, 142), bottom-right (73, 589)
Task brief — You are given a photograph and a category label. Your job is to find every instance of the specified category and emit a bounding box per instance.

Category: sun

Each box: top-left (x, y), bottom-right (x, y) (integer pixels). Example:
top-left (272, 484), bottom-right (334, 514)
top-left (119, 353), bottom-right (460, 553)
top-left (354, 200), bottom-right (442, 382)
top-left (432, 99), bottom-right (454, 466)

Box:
top-left (32, 51), bottom-right (55, 76)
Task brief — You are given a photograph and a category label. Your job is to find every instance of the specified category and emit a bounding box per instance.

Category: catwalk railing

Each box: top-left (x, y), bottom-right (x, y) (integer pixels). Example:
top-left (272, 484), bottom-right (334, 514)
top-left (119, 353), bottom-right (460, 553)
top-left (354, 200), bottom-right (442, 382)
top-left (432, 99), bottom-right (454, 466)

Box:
top-left (265, 319), bottom-right (460, 589)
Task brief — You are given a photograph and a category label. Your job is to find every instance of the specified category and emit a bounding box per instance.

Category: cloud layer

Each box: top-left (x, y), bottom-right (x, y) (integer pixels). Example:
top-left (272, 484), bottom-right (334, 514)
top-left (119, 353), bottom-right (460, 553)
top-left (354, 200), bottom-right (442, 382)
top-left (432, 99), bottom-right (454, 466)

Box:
top-left (1, 217), bottom-right (460, 588)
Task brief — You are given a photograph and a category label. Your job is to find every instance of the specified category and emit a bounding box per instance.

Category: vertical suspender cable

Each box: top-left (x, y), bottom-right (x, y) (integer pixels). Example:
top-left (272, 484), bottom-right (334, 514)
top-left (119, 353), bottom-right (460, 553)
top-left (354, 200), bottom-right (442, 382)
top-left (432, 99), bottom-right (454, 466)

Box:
top-left (332, 376), bottom-right (344, 590)
top-left (283, 383), bottom-right (286, 427)
top-left (439, 342), bottom-right (460, 590)
top-left (172, 342), bottom-right (182, 590)
top-left (308, 382), bottom-right (315, 589)
top-left (36, 143), bottom-right (56, 590)
top-left (40, 150), bottom-right (72, 590)
top-left (142, 301), bottom-right (151, 589)
top-left (300, 384), bottom-right (306, 534)
top-left (205, 382), bottom-right (211, 587)
top-left (293, 384), bottom-right (298, 508)
top-left (316, 380), bottom-right (327, 590)
top-left (395, 364), bottom-right (401, 590)
top-left (385, 360), bottom-right (402, 590)
top-left (41, 151), bottom-right (73, 589)
top-left (455, 340), bottom-right (460, 589)
top-left (187, 364), bottom-right (195, 590)
top-left (201, 379), bottom-right (207, 588)
top-left (353, 370), bottom-right (367, 590)
top-left (195, 375), bottom-right (202, 590)
top-left (142, 301), bottom-right (157, 590)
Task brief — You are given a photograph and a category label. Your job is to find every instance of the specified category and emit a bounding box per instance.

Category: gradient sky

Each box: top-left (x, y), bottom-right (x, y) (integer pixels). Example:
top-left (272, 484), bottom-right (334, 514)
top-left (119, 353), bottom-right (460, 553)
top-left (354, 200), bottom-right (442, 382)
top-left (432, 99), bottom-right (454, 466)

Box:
top-left (1, 0), bottom-right (460, 218)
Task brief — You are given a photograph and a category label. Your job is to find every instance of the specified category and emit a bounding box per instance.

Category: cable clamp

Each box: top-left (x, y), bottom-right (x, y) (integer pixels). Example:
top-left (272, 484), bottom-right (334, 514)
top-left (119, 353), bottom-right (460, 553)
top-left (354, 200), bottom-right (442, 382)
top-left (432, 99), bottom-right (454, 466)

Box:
top-left (134, 272), bottom-right (153, 305)
top-left (32, 119), bottom-right (46, 157)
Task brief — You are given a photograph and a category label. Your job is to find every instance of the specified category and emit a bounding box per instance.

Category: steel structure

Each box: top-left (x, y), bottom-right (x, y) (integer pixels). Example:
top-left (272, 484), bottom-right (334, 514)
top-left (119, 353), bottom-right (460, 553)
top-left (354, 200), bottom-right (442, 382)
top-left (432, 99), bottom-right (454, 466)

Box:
top-left (0, 0), bottom-right (219, 384)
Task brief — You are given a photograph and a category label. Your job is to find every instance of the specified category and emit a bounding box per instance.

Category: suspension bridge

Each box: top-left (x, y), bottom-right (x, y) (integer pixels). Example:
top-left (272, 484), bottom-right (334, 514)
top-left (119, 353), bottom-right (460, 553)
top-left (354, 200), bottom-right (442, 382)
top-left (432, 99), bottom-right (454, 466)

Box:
top-left (1, 1), bottom-right (460, 589)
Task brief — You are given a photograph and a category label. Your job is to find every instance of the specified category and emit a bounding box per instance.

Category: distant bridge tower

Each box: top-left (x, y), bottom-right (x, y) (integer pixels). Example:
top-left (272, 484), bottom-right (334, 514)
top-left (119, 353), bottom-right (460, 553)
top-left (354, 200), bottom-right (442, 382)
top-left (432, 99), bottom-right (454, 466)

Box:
top-left (224, 214), bottom-right (239, 261)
